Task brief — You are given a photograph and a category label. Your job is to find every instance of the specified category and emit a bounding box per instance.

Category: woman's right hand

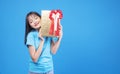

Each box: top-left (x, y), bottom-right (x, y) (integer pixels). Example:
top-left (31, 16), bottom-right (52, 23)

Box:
top-left (39, 33), bottom-right (44, 41)
top-left (39, 29), bottom-right (44, 41)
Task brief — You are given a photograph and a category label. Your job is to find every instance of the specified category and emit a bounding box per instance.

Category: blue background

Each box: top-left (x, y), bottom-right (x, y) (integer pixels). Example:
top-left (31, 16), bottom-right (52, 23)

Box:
top-left (0, 0), bottom-right (120, 74)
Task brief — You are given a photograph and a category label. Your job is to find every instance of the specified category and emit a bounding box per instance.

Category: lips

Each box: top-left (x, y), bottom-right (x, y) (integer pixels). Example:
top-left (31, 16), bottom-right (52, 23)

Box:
top-left (34, 22), bottom-right (39, 27)
top-left (34, 24), bottom-right (38, 27)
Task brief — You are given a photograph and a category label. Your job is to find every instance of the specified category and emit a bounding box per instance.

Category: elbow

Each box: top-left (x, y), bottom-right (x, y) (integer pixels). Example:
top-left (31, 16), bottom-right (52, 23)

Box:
top-left (52, 51), bottom-right (56, 55)
top-left (51, 46), bottom-right (58, 54)
top-left (33, 59), bottom-right (38, 63)
top-left (51, 49), bottom-right (57, 55)
top-left (32, 57), bottom-right (38, 63)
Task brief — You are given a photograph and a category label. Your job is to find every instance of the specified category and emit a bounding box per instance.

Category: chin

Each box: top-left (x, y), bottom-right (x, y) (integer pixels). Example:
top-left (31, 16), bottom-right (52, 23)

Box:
top-left (35, 26), bottom-right (40, 29)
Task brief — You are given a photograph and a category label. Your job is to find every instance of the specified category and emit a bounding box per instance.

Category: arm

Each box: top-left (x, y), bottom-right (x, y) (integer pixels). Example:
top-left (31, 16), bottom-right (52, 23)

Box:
top-left (51, 25), bottom-right (63, 54)
top-left (28, 40), bottom-right (44, 63)
top-left (28, 31), bottom-right (44, 63)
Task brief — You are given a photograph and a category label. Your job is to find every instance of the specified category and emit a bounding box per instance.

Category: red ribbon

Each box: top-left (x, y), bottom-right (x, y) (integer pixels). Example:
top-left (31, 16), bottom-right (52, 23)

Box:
top-left (49, 10), bottom-right (63, 36)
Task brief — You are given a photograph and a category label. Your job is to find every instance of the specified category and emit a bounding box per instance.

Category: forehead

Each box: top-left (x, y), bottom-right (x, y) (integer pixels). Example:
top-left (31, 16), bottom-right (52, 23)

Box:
top-left (28, 14), bottom-right (38, 18)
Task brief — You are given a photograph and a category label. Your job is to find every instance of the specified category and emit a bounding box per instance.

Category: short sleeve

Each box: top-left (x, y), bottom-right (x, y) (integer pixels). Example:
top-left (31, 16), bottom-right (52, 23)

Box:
top-left (52, 37), bottom-right (58, 42)
top-left (26, 32), bottom-right (35, 46)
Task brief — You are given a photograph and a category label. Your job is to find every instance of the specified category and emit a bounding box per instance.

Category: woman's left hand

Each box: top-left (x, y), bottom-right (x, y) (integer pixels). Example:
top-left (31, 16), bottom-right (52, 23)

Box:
top-left (58, 24), bottom-right (63, 39)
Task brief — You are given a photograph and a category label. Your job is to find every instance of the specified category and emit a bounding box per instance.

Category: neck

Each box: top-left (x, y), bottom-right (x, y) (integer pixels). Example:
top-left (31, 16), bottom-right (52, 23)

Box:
top-left (36, 27), bottom-right (41, 32)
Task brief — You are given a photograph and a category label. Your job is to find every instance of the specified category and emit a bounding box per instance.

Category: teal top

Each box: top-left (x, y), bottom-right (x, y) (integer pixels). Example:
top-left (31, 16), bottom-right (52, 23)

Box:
top-left (26, 30), bottom-right (55, 73)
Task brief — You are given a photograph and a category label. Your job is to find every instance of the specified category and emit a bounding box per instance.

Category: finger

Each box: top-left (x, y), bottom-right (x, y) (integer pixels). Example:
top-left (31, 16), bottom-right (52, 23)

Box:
top-left (40, 28), bottom-right (43, 36)
top-left (40, 28), bottom-right (42, 33)
top-left (60, 25), bottom-right (63, 30)
top-left (59, 19), bottom-right (61, 25)
top-left (59, 25), bottom-right (62, 31)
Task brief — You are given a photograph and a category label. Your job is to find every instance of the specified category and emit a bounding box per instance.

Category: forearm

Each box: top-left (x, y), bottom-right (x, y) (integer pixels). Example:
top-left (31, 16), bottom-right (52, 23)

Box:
top-left (32, 41), bottom-right (44, 62)
top-left (51, 37), bottom-right (62, 54)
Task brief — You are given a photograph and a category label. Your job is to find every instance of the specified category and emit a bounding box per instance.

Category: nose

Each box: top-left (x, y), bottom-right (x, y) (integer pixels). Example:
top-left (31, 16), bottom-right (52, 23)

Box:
top-left (34, 21), bottom-right (38, 25)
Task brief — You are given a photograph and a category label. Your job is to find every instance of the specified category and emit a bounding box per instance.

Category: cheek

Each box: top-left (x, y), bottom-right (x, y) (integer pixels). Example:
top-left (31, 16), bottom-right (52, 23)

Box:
top-left (37, 18), bottom-right (41, 22)
top-left (29, 23), bottom-right (34, 27)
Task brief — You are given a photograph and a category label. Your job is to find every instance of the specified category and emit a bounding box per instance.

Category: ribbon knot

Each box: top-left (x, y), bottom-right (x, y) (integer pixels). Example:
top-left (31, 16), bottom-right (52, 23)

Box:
top-left (49, 10), bottom-right (63, 36)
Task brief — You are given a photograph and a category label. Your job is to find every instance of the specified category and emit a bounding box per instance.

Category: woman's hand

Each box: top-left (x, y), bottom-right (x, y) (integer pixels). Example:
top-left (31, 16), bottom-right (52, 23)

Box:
top-left (58, 24), bottom-right (63, 39)
top-left (39, 29), bottom-right (44, 41)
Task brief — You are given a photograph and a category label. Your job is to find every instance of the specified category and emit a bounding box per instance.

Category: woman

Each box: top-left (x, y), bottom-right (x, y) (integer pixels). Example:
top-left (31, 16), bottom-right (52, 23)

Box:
top-left (24, 11), bottom-right (63, 74)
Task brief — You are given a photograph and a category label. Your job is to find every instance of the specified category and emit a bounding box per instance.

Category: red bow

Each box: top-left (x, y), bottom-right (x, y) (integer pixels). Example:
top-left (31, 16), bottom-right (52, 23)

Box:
top-left (49, 10), bottom-right (63, 36)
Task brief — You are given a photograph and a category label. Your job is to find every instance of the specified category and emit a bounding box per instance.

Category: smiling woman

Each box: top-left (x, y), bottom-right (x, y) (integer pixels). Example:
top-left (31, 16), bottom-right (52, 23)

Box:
top-left (0, 0), bottom-right (120, 74)
top-left (28, 14), bottom-right (41, 29)
top-left (24, 11), bottom-right (63, 74)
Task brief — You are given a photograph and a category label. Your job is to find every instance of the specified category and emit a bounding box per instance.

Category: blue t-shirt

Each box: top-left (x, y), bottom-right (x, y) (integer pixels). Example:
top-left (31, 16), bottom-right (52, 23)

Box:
top-left (26, 30), bottom-right (56, 73)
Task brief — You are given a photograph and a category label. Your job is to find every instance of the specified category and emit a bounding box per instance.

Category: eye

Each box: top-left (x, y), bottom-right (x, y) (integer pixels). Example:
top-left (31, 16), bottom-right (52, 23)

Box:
top-left (29, 20), bottom-right (33, 24)
top-left (30, 21), bottom-right (32, 23)
top-left (35, 16), bottom-right (38, 19)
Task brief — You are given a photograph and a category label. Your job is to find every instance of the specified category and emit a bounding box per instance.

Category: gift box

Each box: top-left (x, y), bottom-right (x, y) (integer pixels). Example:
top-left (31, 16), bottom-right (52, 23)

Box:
top-left (40, 10), bottom-right (63, 37)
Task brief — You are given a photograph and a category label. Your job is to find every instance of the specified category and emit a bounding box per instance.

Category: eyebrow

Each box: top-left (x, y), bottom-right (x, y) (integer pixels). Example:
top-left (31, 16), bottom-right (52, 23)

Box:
top-left (28, 19), bottom-right (33, 22)
top-left (32, 14), bottom-right (38, 17)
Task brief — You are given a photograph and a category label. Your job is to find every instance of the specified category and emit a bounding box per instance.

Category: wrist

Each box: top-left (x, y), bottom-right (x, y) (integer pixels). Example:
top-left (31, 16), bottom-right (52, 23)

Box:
top-left (58, 36), bottom-right (62, 40)
top-left (41, 40), bottom-right (44, 43)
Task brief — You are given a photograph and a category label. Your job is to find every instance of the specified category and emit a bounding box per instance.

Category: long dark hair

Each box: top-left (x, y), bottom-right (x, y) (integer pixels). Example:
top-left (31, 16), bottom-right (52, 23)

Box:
top-left (24, 11), bottom-right (41, 45)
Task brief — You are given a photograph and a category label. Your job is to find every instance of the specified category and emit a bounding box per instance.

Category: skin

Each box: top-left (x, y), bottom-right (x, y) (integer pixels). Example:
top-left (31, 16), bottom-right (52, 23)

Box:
top-left (27, 14), bottom-right (63, 63)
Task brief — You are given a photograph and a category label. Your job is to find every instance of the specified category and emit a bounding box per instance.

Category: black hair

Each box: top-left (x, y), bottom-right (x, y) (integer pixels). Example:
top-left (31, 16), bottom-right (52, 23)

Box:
top-left (24, 11), bottom-right (41, 45)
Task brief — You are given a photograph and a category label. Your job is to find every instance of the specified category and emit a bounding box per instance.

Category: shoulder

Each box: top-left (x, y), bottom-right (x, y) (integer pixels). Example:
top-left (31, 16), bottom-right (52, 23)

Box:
top-left (27, 31), bottom-right (34, 37)
top-left (27, 30), bottom-right (38, 38)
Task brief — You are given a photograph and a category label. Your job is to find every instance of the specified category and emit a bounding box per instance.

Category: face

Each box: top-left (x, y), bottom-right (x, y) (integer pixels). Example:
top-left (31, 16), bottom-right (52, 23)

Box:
top-left (28, 14), bottom-right (41, 29)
